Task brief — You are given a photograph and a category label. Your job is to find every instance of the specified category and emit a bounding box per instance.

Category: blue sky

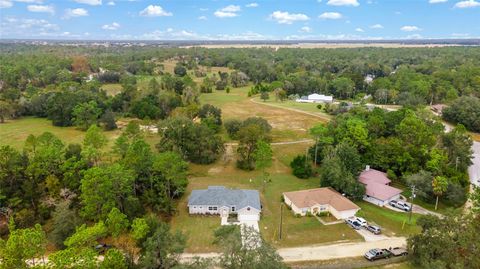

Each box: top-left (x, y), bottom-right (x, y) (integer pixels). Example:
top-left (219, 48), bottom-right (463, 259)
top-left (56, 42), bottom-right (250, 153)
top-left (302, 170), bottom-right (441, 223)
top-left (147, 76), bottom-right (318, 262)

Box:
top-left (0, 0), bottom-right (479, 40)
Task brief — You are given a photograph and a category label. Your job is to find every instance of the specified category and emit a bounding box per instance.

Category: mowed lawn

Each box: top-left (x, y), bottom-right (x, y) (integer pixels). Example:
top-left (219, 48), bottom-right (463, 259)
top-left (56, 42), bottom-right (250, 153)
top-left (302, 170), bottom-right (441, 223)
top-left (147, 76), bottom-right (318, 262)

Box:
top-left (252, 97), bottom-right (332, 123)
top-left (171, 143), bottom-right (363, 253)
top-left (356, 201), bottom-right (421, 236)
top-left (0, 117), bottom-right (159, 152)
top-left (200, 87), bottom-right (321, 142)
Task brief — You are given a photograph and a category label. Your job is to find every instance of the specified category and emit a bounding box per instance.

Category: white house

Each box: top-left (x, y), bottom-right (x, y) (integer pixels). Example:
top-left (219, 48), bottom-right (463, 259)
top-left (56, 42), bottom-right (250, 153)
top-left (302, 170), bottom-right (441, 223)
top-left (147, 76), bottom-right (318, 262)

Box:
top-left (283, 187), bottom-right (360, 220)
top-left (188, 186), bottom-right (261, 221)
top-left (296, 93), bottom-right (334, 104)
top-left (359, 166), bottom-right (402, 206)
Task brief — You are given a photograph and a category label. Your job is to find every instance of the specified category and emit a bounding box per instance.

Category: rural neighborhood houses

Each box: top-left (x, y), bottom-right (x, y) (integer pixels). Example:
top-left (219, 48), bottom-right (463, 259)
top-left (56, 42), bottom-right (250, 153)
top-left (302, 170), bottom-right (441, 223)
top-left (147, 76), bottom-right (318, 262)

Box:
top-left (187, 186), bottom-right (261, 222)
top-left (296, 93), bottom-right (334, 103)
top-left (283, 187), bottom-right (360, 220)
top-left (359, 166), bottom-right (402, 207)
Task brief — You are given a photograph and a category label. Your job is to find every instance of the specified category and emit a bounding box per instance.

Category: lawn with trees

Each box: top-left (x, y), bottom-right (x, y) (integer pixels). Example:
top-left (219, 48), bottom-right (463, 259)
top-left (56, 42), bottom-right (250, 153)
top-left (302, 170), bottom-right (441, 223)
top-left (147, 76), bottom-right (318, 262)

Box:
top-left (1, 44), bottom-right (479, 267)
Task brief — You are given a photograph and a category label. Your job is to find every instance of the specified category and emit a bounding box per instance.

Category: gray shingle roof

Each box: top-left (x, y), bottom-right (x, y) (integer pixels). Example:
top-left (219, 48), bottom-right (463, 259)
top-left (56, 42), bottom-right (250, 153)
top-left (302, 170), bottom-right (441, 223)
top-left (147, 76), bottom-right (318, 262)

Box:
top-left (188, 186), bottom-right (261, 211)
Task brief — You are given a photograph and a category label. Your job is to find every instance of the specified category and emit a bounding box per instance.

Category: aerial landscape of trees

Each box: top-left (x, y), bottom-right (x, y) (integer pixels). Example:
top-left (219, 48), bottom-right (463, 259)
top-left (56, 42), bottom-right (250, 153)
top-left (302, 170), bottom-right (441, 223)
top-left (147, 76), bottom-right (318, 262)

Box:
top-left (0, 44), bottom-right (479, 268)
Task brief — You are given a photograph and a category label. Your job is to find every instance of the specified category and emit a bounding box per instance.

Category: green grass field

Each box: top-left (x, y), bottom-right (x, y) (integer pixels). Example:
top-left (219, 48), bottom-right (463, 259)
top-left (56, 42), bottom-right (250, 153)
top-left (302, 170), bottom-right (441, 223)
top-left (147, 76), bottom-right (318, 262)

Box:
top-left (100, 83), bottom-right (123, 96)
top-left (0, 117), bottom-right (159, 154)
top-left (356, 201), bottom-right (421, 236)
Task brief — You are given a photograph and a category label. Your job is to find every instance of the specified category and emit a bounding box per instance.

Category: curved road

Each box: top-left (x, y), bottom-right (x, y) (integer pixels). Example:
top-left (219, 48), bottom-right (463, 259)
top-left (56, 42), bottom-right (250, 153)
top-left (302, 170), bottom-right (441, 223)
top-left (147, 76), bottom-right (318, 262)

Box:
top-left (469, 141), bottom-right (480, 187)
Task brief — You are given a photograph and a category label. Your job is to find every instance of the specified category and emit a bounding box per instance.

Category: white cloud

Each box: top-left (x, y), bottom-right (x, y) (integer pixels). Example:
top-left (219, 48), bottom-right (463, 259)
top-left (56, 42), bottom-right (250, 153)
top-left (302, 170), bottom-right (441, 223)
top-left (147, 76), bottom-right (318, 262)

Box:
top-left (74, 0), bottom-right (101, 5)
top-left (327, 0), bottom-right (359, 6)
top-left (246, 3), bottom-right (258, 8)
top-left (141, 28), bottom-right (201, 40)
top-left (27, 4), bottom-right (54, 14)
top-left (107, 1), bottom-right (115, 6)
top-left (401, 25), bottom-right (421, 31)
top-left (15, 0), bottom-right (44, 3)
top-left (139, 5), bottom-right (172, 17)
top-left (269, 11), bottom-right (309, 24)
top-left (213, 31), bottom-right (270, 40)
top-left (1, 16), bottom-right (60, 37)
top-left (102, 22), bottom-right (120, 30)
top-left (429, 0), bottom-right (447, 3)
top-left (0, 0), bottom-right (12, 8)
top-left (454, 0), bottom-right (480, 8)
top-left (198, 16), bottom-right (207, 20)
top-left (451, 33), bottom-right (470, 37)
top-left (355, 27), bottom-right (364, 32)
top-left (319, 12), bottom-right (342, 19)
top-left (64, 8), bottom-right (89, 18)
top-left (406, 34), bottom-right (422, 39)
top-left (370, 24), bottom-right (383, 29)
top-left (214, 5), bottom-right (241, 18)
top-left (300, 26), bottom-right (312, 33)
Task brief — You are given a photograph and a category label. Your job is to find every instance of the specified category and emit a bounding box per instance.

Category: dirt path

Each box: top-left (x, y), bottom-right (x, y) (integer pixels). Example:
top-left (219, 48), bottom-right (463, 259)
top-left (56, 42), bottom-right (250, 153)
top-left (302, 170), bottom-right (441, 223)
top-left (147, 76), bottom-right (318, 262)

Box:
top-left (225, 139), bottom-right (314, 147)
top-left (181, 236), bottom-right (407, 263)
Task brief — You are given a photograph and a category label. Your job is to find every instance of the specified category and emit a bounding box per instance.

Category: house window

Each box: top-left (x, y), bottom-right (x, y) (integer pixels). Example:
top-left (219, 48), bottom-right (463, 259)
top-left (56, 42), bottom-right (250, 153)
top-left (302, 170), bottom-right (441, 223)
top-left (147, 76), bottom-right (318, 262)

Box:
top-left (247, 207), bottom-right (251, 211)
top-left (231, 206), bottom-right (236, 212)
top-left (208, 206), bottom-right (218, 211)
top-left (193, 206), bottom-right (197, 209)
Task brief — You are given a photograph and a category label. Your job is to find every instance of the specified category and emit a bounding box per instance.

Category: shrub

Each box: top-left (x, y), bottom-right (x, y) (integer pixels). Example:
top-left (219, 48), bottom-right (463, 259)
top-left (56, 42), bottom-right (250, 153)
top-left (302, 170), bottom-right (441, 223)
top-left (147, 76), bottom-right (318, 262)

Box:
top-left (290, 155), bottom-right (313, 179)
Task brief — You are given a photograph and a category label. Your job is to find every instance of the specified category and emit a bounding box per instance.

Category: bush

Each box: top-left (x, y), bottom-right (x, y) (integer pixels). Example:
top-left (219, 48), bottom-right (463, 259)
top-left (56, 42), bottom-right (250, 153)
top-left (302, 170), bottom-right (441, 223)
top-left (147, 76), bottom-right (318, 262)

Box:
top-left (317, 211), bottom-right (329, 217)
top-left (224, 119), bottom-right (242, 139)
top-left (290, 155), bottom-right (313, 179)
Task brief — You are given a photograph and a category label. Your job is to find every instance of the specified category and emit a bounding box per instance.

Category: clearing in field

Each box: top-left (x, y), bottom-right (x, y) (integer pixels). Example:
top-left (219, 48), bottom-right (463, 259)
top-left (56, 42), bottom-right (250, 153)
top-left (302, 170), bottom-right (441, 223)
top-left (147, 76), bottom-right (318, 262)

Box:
top-left (200, 86), bottom-right (325, 141)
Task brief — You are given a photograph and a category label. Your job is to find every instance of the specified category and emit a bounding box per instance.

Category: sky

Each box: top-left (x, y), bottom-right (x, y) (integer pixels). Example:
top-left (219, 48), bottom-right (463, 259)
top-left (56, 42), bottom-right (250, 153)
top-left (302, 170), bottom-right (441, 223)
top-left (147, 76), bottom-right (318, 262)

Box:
top-left (0, 0), bottom-right (479, 40)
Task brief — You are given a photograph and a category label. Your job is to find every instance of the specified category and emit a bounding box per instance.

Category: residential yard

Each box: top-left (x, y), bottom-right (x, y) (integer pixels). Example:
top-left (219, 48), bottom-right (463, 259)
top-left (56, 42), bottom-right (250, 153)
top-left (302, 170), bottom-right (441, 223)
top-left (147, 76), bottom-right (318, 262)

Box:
top-left (172, 143), bottom-right (363, 252)
top-left (390, 181), bottom-right (462, 216)
top-left (356, 201), bottom-right (421, 237)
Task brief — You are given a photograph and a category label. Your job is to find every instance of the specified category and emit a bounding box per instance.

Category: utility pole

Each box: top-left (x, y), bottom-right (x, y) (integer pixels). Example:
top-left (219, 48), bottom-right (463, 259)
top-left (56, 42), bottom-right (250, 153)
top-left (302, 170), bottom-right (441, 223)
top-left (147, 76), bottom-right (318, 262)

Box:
top-left (409, 185), bottom-right (416, 224)
top-left (305, 147), bottom-right (309, 168)
top-left (279, 203), bottom-right (283, 240)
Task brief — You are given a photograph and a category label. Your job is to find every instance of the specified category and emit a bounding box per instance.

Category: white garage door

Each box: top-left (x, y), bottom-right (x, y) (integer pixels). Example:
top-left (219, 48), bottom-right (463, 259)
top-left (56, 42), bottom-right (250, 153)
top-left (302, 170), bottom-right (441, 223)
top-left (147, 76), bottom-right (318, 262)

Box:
top-left (238, 213), bottom-right (259, 221)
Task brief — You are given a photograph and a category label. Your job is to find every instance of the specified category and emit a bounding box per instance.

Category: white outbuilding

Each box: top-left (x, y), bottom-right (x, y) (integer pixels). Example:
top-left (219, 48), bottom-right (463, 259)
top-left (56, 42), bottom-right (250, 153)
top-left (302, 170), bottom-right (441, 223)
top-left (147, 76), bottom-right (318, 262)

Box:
top-left (296, 93), bottom-right (334, 103)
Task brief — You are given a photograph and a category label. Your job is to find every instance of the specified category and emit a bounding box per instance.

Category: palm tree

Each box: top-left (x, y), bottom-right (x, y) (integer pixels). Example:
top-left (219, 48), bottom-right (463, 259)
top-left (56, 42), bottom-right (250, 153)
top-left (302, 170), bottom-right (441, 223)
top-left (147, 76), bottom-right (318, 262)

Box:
top-left (432, 176), bottom-right (448, 210)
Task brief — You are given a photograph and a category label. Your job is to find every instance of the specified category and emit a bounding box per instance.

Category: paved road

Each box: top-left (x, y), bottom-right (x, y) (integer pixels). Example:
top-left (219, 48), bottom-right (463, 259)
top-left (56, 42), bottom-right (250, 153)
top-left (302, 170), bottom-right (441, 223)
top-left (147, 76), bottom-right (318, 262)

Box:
top-left (468, 141), bottom-right (480, 188)
top-left (181, 237), bottom-right (407, 263)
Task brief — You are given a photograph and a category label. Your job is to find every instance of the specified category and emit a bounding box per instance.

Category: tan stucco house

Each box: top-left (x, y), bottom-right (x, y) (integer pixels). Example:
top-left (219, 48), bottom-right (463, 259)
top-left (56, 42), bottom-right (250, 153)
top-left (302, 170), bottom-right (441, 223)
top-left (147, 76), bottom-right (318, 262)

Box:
top-left (283, 187), bottom-right (360, 220)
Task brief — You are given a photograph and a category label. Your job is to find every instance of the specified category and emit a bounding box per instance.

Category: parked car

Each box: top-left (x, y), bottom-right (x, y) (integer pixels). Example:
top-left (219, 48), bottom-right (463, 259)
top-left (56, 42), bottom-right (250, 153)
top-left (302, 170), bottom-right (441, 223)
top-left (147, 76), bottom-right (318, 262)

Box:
top-left (354, 216), bottom-right (367, 227)
top-left (389, 200), bottom-right (411, 211)
top-left (389, 247), bottom-right (408, 256)
top-left (367, 225), bottom-right (381, 235)
top-left (94, 243), bottom-right (111, 254)
top-left (364, 248), bottom-right (392, 261)
top-left (346, 218), bottom-right (362, 230)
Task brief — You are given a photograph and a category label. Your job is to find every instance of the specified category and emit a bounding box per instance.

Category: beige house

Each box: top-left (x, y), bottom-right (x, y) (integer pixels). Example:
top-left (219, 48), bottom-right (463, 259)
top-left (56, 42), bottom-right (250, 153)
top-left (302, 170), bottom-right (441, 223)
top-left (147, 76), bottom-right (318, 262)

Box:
top-left (283, 187), bottom-right (360, 220)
